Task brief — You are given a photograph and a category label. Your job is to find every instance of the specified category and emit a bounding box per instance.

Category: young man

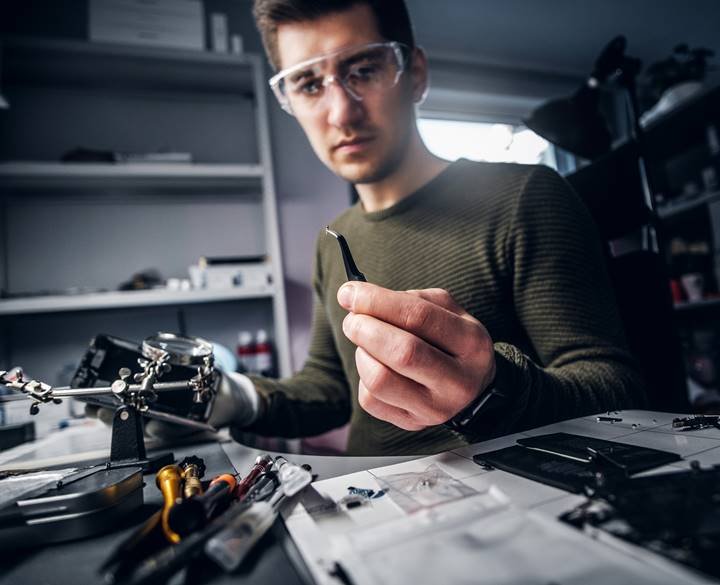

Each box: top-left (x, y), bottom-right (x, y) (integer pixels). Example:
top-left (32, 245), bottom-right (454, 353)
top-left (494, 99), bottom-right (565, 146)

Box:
top-left (214, 0), bottom-right (644, 455)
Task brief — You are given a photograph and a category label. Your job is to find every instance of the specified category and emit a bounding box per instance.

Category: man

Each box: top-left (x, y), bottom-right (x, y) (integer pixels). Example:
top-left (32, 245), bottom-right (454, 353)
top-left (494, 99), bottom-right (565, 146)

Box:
top-left (213, 0), bottom-right (644, 455)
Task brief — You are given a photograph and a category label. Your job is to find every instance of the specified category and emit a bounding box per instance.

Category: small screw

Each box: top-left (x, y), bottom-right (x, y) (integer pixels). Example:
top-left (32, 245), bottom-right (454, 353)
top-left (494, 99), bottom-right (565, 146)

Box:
top-left (120, 410), bottom-right (130, 421)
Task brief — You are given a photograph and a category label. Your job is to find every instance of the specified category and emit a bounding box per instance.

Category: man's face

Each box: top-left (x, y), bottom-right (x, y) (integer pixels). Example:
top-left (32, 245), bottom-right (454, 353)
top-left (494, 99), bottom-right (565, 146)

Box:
top-left (274, 3), bottom-right (419, 185)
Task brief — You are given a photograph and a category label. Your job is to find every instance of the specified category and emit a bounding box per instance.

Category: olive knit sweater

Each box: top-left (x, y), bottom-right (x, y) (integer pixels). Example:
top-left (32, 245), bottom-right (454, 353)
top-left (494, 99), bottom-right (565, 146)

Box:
top-left (245, 159), bottom-right (645, 455)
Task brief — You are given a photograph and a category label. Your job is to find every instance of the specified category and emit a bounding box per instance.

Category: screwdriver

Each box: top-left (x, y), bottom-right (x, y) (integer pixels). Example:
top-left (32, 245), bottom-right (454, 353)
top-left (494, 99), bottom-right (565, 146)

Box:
top-left (235, 454), bottom-right (273, 501)
top-left (156, 464), bottom-right (184, 544)
top-left (205, 463), bottom-right (313, 572)
top-left (179, 456), bottom-right (206, 499)
top-left (126, 471), bottom-right (281, 585)
top-left (167, 473), bottom-right (237, 537)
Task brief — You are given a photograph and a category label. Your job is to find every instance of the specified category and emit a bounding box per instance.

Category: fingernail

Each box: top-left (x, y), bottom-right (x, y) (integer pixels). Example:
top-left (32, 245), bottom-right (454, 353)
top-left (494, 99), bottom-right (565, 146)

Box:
top-left (338, 283), bottom-right (355, 308)
top-left (342, 313), bottom-right (353, 334)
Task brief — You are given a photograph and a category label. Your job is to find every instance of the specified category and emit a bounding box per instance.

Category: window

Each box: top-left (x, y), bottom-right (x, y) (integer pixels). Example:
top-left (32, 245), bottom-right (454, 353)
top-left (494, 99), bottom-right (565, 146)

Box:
top-left (418, 118), bottom-right (557, 169)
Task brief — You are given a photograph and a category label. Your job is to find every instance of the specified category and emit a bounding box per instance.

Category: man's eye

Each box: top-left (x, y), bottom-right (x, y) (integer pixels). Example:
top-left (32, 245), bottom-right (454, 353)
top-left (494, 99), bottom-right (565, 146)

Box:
top-left (298, 79), bottom-right (323, 96)
top-left (349, 64), bottom-right (381, 81)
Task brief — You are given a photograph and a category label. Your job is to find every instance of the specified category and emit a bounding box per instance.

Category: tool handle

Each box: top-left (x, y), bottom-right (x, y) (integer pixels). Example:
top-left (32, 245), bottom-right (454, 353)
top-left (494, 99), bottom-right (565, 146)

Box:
top-left (205, 502), bottom-right (277, 572)
top-left (168, 473), bottom-right (236, 536)
top-left (235, 454), bottom-right (273, 500)
top-left (156, 465), bottom-right (183, 543)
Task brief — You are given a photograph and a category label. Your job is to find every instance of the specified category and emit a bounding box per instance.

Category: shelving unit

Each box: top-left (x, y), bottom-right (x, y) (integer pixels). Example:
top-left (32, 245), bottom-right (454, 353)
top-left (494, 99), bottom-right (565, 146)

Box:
top-left (674, 297), bottom-right (720, 314)
top-left (0, 35), bottom-right (292, 381)
top-left (641, 83), bottom-right (720, 408)
top-left (657, 190), bottom-right (720, 220)
top-left (0, 286), bottom-right (275, 316)
top-left (2, 35), bottom-right (258, 93)
top-left (0, 162), bottom-right (264, 190)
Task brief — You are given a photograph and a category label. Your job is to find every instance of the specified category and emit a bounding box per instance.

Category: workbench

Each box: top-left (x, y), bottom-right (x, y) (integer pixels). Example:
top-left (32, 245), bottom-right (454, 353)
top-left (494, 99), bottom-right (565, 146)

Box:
top-left (0, 410), bottom-right (718, 584)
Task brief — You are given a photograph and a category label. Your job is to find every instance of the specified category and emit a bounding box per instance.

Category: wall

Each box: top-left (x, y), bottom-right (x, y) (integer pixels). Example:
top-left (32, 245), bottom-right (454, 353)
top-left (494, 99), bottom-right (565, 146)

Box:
top-left (213, 0), bottom-right (349, 371)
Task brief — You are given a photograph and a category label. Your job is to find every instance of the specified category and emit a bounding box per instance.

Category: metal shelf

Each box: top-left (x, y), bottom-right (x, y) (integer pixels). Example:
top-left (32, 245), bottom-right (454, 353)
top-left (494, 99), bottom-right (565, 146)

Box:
top-left (0, 162), bottom-right (264, 190)
top-left (0, 287), bottom-right (275, 316)
top-left (2, 36), bottom-right (260, 94)
top-left (657, 190), bottom-right (720, 220)
top-left (674, 297), bottom-right (720, 313)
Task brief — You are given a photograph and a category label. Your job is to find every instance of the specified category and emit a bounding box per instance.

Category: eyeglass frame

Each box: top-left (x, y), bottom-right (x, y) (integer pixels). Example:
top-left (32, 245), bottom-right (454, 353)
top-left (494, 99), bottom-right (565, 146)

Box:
top-left (268, 41), bottom-right (410, 116)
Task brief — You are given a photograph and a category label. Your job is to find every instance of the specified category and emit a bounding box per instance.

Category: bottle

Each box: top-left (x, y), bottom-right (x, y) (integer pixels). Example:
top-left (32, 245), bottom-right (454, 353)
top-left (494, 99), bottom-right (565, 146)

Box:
top-left (254, 329), bottom-right (274, 377)
top-left (236, 331), bottom-right (256, 374)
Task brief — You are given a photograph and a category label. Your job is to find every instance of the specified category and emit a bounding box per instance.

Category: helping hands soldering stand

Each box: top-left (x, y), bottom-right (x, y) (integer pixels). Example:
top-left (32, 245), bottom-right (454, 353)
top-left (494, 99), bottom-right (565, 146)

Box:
top-left (0, 333), bottom-right (220, 473)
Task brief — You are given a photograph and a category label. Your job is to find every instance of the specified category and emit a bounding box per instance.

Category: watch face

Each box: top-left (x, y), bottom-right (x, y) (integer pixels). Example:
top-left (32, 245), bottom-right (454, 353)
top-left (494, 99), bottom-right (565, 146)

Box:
top-left (142, 333), bottom-right (214, 366)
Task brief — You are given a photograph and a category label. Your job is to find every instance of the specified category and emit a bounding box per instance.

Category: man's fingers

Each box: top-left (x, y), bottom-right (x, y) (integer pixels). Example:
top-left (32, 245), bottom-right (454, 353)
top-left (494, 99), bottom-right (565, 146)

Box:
top-left (357, 380), bottom-right (426, 432)
top-left (355, 347), bottom-right (448, 425)
top-left (344, 312), bottom-right (459, 390)
top-left (404, 288), bottom-right (466, 316)
top-left (338, 282), bottom-right (478, 357)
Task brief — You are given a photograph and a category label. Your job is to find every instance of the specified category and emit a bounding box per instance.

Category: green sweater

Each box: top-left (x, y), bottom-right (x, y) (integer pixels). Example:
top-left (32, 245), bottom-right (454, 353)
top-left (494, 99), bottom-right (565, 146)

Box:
top-left (245, 160), bottom-right (645, 455)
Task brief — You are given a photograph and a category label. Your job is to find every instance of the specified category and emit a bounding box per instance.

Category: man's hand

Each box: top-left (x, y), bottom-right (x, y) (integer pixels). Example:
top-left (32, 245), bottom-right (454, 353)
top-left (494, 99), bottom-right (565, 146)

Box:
top-left (337, 282), bottom-right (496, 431)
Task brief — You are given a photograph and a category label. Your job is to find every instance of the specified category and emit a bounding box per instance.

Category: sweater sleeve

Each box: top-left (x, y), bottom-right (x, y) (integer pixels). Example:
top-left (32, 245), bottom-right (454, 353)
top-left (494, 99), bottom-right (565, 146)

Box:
top-left (469, 165), bottom-right (646, 437)
top-left (241, 237), bottom-right (352, 438)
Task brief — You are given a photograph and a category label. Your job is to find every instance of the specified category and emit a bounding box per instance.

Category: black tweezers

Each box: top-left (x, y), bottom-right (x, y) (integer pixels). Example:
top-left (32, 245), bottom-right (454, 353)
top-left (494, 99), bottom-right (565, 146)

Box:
top-left (325, 227), bottom-right (367, 282)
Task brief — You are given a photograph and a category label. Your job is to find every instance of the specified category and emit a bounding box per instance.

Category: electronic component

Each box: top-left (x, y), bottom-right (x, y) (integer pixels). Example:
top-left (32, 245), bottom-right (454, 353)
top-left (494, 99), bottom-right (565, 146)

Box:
top-left (672, 415), bottom-right (720, 431)
top-left (561, 463), bottom-right (720, 579)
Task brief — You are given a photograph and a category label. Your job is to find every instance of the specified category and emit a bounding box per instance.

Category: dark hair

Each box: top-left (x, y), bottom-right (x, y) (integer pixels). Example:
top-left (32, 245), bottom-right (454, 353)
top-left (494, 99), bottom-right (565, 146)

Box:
top-left (253, 0), bottom-right (415, 70)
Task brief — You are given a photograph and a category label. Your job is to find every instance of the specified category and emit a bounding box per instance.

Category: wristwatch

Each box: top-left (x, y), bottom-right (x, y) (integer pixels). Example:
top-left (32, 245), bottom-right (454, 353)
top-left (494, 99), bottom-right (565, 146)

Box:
top-left (444, 381), bottom-right (507, 431)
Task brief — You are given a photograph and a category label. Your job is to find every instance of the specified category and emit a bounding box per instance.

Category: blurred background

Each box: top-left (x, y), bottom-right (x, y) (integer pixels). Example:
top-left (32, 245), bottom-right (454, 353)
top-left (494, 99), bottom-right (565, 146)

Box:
top-left (0, 0), bottom-right (719, 446)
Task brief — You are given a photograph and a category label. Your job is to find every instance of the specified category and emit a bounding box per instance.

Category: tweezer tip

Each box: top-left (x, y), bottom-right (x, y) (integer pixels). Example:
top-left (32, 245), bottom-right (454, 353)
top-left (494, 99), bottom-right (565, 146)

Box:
top-left (325, 226), bottom-right (339, 238)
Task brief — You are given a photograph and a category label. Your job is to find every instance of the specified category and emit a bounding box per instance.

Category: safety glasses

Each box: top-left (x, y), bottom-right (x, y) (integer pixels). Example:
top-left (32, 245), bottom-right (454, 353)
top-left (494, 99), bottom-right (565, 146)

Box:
top-left (269, 41), bottom-right (409, 116)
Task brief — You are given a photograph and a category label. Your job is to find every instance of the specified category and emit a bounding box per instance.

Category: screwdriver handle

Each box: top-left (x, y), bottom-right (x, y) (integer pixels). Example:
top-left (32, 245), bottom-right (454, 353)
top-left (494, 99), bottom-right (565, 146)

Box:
top-left (168, 473), bottom-right (237, 537)
top-left (156, 464), bottom-right (183, 544)
top-left (235, 454), bottom-right (273, 501)
top-left (180, 456), bottom-right (206, 499)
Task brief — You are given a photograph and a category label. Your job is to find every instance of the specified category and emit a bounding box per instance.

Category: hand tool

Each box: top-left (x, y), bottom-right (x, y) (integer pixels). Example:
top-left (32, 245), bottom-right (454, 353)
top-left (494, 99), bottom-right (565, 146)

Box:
top-left (179, 456), bottom-right (206, 499)
top-left (167, 473), bottom-right (237, 537)
top-left (156, 464), bottom-right (184, 544)
top-left (234, 454), bottom-right (273, 501)
top-left (205, 463), bottom-right (313, 572)
top-left (325, 227), bottom-right (367, 282)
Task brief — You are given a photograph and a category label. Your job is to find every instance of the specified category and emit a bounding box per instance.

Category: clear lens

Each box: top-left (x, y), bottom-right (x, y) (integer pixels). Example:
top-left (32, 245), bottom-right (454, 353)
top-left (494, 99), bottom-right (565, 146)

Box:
top-left (269, 42), bottom-right (407, 116)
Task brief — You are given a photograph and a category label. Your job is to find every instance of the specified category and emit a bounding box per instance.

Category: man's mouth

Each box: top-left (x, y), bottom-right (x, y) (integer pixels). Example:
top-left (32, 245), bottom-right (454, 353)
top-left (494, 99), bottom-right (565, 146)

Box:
top-left (333, 136), bottom-right (375, 154)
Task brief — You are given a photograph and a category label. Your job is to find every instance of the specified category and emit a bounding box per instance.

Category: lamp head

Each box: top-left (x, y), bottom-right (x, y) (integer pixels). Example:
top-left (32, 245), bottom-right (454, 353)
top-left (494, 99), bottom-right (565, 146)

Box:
top-left (525, 82), bottom-right (612, 159)
top-left (525, 35), bottom-right (642, 160)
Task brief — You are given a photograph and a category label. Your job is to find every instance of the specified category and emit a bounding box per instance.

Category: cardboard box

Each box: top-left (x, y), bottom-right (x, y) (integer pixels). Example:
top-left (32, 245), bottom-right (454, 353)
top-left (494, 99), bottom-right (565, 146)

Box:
top-left (89, 0), bottom-right (205, 51)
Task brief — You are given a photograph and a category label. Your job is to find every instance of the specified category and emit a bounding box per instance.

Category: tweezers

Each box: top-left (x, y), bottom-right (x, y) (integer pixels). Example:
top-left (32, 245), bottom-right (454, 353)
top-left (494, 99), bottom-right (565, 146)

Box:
top-left (325, 227), bottom-right (367, 282)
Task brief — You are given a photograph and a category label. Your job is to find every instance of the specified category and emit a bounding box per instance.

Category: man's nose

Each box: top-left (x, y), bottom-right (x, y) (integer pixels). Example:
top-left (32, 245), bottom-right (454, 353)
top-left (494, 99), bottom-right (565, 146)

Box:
top-left (325, 79), bottom-right (365, 129)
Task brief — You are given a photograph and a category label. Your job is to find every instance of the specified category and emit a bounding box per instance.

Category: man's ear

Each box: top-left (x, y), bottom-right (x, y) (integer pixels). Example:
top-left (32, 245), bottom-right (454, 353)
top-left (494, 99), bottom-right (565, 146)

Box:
top-left (409, 46), bottom-right (429, 105)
